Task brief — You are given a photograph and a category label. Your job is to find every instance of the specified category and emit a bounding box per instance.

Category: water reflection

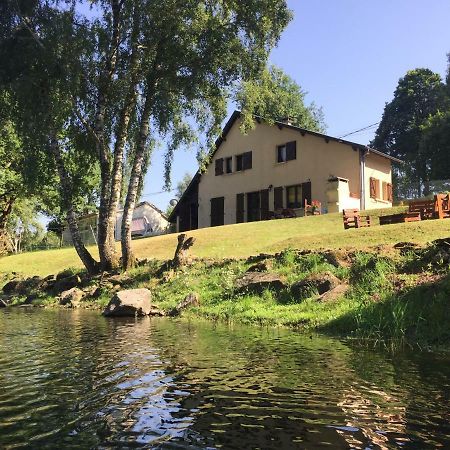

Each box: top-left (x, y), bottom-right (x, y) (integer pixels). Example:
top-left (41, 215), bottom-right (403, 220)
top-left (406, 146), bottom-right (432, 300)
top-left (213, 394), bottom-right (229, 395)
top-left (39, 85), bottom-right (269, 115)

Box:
top-left (0, 308), bottom-right (448, 449)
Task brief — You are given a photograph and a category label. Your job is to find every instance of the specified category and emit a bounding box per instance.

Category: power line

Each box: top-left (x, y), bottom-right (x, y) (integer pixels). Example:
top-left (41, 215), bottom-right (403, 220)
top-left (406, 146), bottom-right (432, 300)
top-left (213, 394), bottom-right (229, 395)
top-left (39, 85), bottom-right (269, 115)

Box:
top-left (338, 121), bottom-right (380, 139)
top-left (140, 189), bottom-right (176, 197)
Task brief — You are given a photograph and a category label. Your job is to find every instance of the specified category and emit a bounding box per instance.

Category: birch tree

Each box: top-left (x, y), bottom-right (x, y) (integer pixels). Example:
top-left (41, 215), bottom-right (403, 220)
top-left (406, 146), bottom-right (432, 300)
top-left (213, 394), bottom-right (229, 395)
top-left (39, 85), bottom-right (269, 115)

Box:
top-left (2, 0), bottom-right (292, 273)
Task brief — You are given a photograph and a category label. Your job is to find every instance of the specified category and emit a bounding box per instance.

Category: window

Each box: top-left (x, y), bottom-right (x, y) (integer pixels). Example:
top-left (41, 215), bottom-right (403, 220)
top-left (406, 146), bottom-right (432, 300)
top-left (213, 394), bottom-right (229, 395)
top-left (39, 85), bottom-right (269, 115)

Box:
top-left (236, 151), bottom-right (252, 171)
top-left (225, 157), bottom-right (233, 174)
top-left (370, 177), bottom-right (380, 199)
top-left (215, 158), bottom-right (223, 176)
top-left (277, 145), bottom-right (286, 162)
top-left (277, 141), bottom-right (296, 163)
top-left (286, 184), bottom-right (302, 208)
top-left (243, 151), bottom-right (252, 170)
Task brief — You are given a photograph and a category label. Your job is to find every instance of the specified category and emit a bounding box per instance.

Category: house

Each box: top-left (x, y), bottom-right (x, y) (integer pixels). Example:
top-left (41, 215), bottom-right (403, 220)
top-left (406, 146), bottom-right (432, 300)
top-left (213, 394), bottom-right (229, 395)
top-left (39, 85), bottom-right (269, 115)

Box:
top-left (169, 111), bottom-right (401, 231)
top-left (62, 201), bottom-right (169, 246)
top-left (114, 201), bottom-right (169, 240)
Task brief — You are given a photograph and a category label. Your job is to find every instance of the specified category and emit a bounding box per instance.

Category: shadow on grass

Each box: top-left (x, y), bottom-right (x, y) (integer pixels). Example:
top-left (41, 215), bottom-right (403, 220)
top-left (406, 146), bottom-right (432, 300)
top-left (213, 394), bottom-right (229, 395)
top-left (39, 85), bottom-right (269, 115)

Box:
top-left (319, 273), bottom-right (450, 348)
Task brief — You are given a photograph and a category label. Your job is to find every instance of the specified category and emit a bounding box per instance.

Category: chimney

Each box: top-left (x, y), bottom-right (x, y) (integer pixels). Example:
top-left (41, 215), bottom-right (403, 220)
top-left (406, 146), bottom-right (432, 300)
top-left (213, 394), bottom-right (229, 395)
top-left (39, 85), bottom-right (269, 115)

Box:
top-left (280, 116), bottom-right (293, 126)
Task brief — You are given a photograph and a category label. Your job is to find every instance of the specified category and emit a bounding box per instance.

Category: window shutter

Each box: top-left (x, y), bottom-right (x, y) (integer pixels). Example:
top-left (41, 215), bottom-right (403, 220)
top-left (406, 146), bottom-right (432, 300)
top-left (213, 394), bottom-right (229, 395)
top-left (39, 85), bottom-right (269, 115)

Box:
top-left (236, 193), bottom-right (245, 223)
top-left (243, 151), bottom-right (252, 170)
top-left (382, 181), bottom-right (387, 200)
top-left (215, 158), bottom-right (223, 176)
top-left (369, 177), bottom-right (376, 199)
top-left (274, 187), bottom-right (283, 210)
top-left (286, 141), bottom-right (297, 161)
top-left (387, 183), bottom-right (393, 202)
top-left (260, 189), bottom-right (269, 220)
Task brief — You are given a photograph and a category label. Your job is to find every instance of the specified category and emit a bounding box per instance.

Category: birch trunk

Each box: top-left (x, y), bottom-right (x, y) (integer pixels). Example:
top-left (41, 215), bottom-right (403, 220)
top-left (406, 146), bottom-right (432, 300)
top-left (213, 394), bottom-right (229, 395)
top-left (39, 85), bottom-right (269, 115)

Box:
top-left (121, 93), bottom-right (153, 270)
top-left (95, 0), bottom-right (122, 271)
top-left (49, 135), bottom-right (99, 275)
top-left (104, 13), bottom-right (142, 269)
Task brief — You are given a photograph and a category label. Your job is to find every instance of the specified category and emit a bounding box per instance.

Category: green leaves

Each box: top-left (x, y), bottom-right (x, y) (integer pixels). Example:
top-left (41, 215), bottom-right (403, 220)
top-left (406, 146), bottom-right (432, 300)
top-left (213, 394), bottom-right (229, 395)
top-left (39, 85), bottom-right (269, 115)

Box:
top-left (236, 65), bottom-right (326, 134)
top-left (372, 68), bottom-right (449, 197)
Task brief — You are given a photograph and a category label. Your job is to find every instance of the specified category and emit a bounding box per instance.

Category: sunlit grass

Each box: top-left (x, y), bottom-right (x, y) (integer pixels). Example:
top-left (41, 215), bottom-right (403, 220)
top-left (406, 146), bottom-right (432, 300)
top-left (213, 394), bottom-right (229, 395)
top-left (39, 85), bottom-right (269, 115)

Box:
top-left (2, 206), bottom-right (450, 277)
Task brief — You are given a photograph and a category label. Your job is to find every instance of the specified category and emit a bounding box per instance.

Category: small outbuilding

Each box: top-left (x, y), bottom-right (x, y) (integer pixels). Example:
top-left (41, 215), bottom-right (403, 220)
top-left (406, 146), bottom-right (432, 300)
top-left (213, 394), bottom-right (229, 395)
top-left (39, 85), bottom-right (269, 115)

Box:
top-left (62, 201), bottom-right (169, 246)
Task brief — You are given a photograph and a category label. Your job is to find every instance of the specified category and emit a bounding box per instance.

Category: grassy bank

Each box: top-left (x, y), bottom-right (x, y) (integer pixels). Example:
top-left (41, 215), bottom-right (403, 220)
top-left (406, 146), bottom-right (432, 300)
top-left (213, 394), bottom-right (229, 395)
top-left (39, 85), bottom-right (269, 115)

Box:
top-left (1, 206), bottom-right (450, 348)
top-left (4, 241), bottom-right (448, 349)
top-left (2, 206), bottom-right (450, 277)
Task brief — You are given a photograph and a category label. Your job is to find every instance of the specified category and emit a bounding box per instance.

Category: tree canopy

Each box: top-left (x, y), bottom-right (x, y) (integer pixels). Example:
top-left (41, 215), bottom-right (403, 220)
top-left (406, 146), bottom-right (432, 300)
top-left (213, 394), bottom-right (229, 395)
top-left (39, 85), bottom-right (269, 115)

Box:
top-left (1, 0), bottom-right (292, 271)
top-left (236, 65), bottom-right (325, 133)
top-left (371, 68), bottom-right (449, 197)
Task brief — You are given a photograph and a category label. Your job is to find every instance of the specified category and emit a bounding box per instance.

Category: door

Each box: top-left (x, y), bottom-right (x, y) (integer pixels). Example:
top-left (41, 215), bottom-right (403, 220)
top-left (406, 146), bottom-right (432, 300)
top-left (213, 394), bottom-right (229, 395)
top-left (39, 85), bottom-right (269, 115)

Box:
top-left (260, 189), bottom-right (269, 220)
top-left (247, 192), bottom-right (260, 222)
top-left (210, 197), bottom-right (224, 227)
top-left (301, 181), bottom-right (312, 207)
top-left (236, 193), bottom-right (245, 223)
top-left (190, 202), bottom-right (198, 229)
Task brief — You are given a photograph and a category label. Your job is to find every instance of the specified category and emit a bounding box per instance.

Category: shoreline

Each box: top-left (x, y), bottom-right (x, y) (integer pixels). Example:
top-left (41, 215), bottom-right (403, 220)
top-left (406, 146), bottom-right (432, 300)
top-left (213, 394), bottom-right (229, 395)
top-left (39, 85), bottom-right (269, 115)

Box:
top-left (2, 238), bottom-right (450, 350)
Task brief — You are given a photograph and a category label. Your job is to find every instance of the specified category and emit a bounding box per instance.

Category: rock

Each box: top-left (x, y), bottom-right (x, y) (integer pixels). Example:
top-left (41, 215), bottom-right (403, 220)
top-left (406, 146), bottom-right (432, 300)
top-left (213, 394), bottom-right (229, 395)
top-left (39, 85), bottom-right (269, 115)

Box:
top-left (23, 293), bottom-right (38, 305)
top-left (246, 253), bottom-right (274, 263)
top-left (246, 260), bottom-right (273, 273)
top-left (169, 292), bottom-right (200, 317)
top-left (319, 284), bottom-right (349, 302)
top-left (103, 288), bottom-right (156, 317)
top-left (235, 272), bottom-right (286, 294)
top-left (2, 279), bottom-right (21, 294)
top-left (107, 274), bottom-right (131, 286)
top-left (53, 275), bottom-right (81, 294)
top-left (39, 275), bottom-right (57, 292)
top-left (59, 287), bottom-right (85, 307)
top-left (83, 285), bottom-right (101, 298)
top-left (291, 271), bottom-right (340, 299)
top-left (56, 269), bottom-right (74, 281)
top-left (136, 258), bottom-right (152, 267)
top-left (3, 276), bottom-right (42, 296)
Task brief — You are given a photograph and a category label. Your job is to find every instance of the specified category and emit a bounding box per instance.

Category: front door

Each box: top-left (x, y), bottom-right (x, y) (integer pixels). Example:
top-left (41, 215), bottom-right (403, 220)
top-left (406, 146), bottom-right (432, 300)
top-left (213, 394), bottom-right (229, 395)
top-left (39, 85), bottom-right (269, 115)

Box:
top-left (210, 197), bottom-right (224, 227)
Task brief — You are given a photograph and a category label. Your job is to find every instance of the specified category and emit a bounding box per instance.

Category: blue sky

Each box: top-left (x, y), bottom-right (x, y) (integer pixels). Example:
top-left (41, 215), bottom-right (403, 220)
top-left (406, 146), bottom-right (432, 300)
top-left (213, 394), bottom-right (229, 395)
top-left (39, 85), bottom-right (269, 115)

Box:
top-left (135, 1), bottom-right (450, 210)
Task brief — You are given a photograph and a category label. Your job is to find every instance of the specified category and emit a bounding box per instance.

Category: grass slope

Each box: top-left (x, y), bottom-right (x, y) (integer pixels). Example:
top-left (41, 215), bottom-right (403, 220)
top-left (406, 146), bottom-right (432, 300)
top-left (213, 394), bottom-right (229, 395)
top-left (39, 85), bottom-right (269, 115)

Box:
top-left (2, 206), bottom-right (450, 276)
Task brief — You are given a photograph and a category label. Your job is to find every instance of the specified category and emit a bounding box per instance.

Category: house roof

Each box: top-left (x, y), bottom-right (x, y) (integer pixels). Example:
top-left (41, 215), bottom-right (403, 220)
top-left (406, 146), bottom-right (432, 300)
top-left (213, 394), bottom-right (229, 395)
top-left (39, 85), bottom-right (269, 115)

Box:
top-left (73, 201), bottom-right (169, 223)
top-left (118, 201), bottom-right (169, 221)
top-left (168, 111), bottom-right (402, 222)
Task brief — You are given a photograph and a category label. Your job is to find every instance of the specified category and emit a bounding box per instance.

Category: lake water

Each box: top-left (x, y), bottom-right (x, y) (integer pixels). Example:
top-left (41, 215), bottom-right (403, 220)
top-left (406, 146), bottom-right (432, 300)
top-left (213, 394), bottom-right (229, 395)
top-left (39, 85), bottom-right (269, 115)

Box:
top-left (0, 308), bottom-right (448, 449)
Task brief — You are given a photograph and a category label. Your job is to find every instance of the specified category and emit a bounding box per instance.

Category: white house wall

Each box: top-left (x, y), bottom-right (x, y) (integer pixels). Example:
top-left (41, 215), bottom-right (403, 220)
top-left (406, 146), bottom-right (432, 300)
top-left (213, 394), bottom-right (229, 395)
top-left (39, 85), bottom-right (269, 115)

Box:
top-left (114, 204), bottom-right (169, 240)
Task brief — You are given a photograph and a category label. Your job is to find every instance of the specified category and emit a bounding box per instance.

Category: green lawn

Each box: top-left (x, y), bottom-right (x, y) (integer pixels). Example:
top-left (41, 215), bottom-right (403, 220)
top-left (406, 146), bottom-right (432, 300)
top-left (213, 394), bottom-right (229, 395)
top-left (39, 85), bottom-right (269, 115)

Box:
top-left (2, 206), bottom-right (450, 277)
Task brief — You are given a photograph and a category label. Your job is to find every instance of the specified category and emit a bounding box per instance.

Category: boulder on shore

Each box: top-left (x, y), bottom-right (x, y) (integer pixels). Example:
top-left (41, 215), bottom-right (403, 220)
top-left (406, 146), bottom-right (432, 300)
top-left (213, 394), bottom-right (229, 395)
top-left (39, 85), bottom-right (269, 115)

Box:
top-left (291, 271), bottom-right (340, 299)
top-left (246, 260), bottom-right (273, 273)
top-left (169, 292), bottom-right (200, 317)
top-left (235, 272), bottom-right (285, 294)
top-left (319, 284), bottom-right (349, 302)
top-left (2, 279), bottom-right (21, 294)
top-left (103, 288), bottom-right (162, 317)
top-left (59, 287), bottom-right (85, 307)
top-left (52, 275), bottom-right (81, 295)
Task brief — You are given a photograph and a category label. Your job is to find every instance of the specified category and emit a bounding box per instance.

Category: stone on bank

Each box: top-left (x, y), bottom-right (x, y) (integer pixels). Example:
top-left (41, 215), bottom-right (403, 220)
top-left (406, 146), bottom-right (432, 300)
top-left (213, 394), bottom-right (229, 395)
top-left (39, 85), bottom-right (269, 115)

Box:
top-left (102, 288), bottom-right (164, 317)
